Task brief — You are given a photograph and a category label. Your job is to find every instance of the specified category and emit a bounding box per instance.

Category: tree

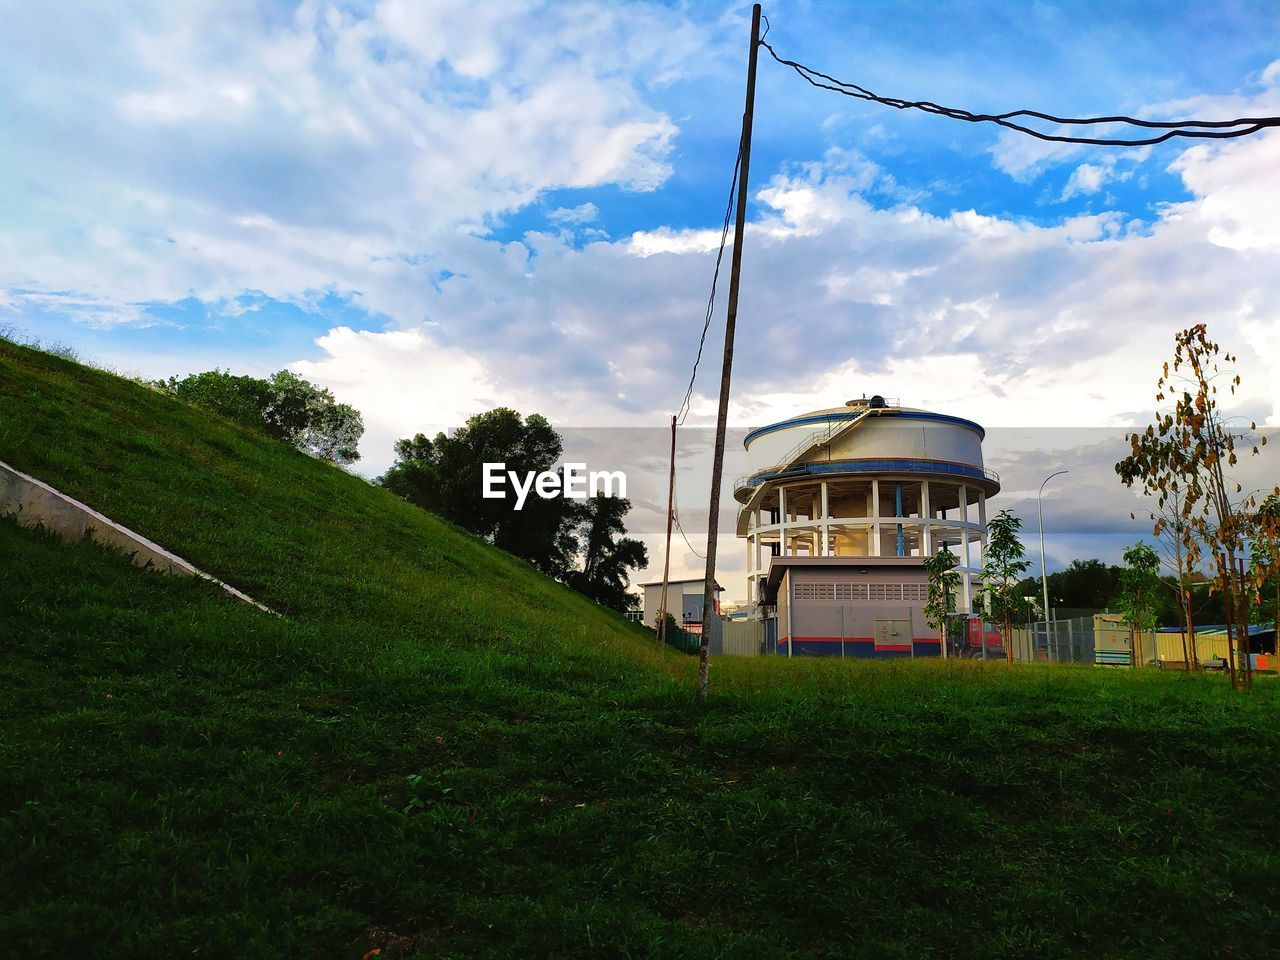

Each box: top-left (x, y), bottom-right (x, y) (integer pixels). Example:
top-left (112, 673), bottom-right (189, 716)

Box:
top-left (1017, 558), bottom-right (1122, 612)
top-left (1141, 486), bottom-right (1200, 670)
top-left (1116, 542), bottom-right (1161, 667)
top-left (157, 370), bottom-right (272, 432)
top-left (157, 368), bottom-right (363, 465)
top-left (923, 546), bottom-right (961, 657)
top-left (261, 370), bottom-right (363, 464)
top-left (1247, 492), bottom-right (1280, 638)
top-left (1116, 324), bottom-right (1268, 689)
top-left (379, 408), bottom-right (577, 577)
top-left (980, 509), bottom-right (1032, 664)
top-left (564, 496), bottom-right (648, 612)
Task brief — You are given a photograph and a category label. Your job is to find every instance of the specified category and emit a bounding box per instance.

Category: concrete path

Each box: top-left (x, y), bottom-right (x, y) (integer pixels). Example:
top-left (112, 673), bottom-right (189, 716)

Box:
top-left (2, 458), bottom-right (274, 614)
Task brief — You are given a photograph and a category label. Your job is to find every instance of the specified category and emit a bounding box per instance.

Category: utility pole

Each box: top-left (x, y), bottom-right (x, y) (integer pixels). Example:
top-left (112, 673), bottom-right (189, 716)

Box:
top-left (1237, 555), bottom-right (1253, 689)
top-left (657, 415), bottom-right (677, 649)
top-left (1037, 470), bottom-right (1068, 663)
top-left (698, 3), bottom-right (761, 702)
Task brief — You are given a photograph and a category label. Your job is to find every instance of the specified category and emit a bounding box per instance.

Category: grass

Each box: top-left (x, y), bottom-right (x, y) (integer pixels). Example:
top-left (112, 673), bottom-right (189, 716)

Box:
top-left (2, 338), bottom-right (1280, 958)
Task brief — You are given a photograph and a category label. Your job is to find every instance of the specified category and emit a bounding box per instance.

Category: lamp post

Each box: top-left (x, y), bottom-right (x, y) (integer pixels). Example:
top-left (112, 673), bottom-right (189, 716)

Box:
top-left (1038, 470), bottom-right (1069, 662)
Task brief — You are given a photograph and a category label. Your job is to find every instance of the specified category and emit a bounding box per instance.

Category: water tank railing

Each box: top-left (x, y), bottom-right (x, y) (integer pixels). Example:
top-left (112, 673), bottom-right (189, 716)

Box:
top-left (848, 395), bottom-right (901, 409)
top-left (735, 404), bottom-right (897, 499)
top-left (733, 422), bottom-right (841, 498)
top-left (777, 421), bottom-right (838, 470)
top-left (737, 460), bottom-right (999, 495)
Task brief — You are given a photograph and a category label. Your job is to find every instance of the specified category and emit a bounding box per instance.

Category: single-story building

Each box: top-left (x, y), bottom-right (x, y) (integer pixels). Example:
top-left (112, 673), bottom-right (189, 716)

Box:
top-left (759, 556), bottom-right (941, 658)
top-left (638, 577), bottom-right (724, 634)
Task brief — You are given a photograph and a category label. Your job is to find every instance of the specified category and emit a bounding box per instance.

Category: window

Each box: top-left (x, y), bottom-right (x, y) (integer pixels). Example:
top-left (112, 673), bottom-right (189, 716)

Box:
top-left (792, 581), bottom-right (926, 602)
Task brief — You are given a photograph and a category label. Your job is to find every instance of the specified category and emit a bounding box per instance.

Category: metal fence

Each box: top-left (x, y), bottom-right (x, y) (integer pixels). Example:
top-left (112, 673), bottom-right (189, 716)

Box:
top-left (1008, 616), bottom-right (1097, 664)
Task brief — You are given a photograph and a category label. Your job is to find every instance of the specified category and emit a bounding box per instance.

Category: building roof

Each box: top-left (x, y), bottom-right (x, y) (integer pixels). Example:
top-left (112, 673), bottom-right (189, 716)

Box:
top-left (743, 404), bottom-right (987, 448)
top-left (637, 577), bottom-right (724, 591)
top-left (1155, 623), bottom-right (1276, 638)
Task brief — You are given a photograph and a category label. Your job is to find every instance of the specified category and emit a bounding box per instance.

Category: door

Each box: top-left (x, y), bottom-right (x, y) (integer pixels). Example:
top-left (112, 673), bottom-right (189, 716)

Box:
top-left (875, 619), bottom-right (913, 658)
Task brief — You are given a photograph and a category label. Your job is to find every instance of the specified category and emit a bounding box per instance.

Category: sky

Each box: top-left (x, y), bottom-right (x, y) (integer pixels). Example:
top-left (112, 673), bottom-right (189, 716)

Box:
top-left (3, 0), bottom-right (1280, 602)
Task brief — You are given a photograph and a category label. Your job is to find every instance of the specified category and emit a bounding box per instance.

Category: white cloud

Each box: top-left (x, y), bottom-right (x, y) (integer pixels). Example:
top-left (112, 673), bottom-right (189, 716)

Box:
top-left (0, 0), bottom-right (712, 322)
top-left (289, 118), bottom-right (1280, 533)
top-left (548, 203), bottom-right (600, 226)
top-left (289, 325), bottom-right (512, 474)
top-left (1169, 130), bottom-right (1280, 250)
top-left (1060, 162), bottom-right (1110, 199)
top-left (7, 4), bottom-right (1280, 599)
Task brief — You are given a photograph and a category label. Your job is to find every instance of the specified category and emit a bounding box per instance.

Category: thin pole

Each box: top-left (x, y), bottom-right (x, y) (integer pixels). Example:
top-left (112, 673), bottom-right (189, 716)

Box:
top-left (698, 2), bottom-right (761, 702)
top-left (1038, 470), bottom-right (1068, 663)
top-left (1221, 553), bottom-right (1238, 689)
top-left (657, 415), bottom-right (677, 649)
top-left (1238, 556), bottom-right (1253, 689)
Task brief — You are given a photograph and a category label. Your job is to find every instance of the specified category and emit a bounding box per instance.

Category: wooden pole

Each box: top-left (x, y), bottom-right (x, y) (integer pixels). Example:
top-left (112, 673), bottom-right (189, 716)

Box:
top-left (1221, 553), bottom-right (1238, 689)
top-left (657, 415), bottom-right (677, 649)
top-left (698, 3), bottom-right (761, 702)
top-left (1237, 556), bottom-right (1253, 689)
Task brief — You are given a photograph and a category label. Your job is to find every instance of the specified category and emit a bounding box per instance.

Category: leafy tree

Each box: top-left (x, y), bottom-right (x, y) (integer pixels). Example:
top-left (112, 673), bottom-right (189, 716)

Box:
top-left (379, 434), bottom-right (443, 514)
top-left (564, 496), bottom-right (648, 612)
top-left (158, 370), bottom-right (272, 432)
top-left (157, 368), bottom-right (363, 465)
top-left (262, 371), bottom-right (363, 464)
top-left (1018, 558), bottom-right (1122, 612)
top-left (1116, 324), bottom-right (1268, 688)
top-left (382, 410), bottom-right (650, 605)
top-left (980, 509), bottom-right (1031, 664)
top-left (923, 546), bottom-right (960, 656)
top-left (1116, 542), bottom-right (1162, 667)
top-left (380, 408), bottom-right (577, 578)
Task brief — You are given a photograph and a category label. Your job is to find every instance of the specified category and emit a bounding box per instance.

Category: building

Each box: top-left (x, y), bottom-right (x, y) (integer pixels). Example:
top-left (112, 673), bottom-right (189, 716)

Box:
top-left (639, 577), bottom-right (723, 634)
top-left (734, 396), bottom-right (1000, 657)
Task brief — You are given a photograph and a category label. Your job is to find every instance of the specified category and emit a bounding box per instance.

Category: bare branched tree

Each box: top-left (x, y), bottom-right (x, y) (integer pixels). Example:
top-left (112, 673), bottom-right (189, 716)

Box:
top-left (1116, 324), bottom-right (1269, 689)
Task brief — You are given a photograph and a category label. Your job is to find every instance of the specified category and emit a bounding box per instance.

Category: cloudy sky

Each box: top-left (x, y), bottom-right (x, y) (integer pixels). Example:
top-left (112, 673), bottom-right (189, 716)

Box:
top-left (4, 1), bottom-right (1279, 600)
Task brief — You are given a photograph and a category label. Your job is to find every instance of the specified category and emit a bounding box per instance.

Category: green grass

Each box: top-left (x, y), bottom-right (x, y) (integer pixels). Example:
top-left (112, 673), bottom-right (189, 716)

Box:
top-left (3, 339), bottom-right (1280, 958)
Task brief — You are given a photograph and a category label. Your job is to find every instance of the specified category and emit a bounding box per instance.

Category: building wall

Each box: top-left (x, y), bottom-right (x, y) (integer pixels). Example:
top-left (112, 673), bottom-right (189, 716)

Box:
top-left (744, 410), bottom-right (986, 479)
top-left (721, 618), bottom-right (765, 656)
top-left (642, 581), bottom-right (712, 632)
top-left (775, 566), bottom-right (941, 658)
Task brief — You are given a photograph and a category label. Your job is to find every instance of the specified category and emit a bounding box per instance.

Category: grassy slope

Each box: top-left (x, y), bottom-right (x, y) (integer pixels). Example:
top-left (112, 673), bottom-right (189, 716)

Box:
top-left (2, 340), bottom-right (1279, 959)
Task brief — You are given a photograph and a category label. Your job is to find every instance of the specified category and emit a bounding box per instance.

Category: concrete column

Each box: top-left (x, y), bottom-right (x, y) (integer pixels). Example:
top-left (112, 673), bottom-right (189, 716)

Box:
top-left (820, 481), bottom-right (830, 556)
top-left (870, 478), bottom-right (881, 557)
top-left (959, 484), bottom-right (972, 612)
top-left (778, 486), bottom-right (788, 557)
top-left (921, 479), bottom-right (932, 556)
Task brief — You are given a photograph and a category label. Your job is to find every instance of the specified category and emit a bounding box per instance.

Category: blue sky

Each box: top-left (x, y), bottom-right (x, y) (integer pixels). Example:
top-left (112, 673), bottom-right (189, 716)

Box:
top-left (3, 1), bottom-right (1280, 596)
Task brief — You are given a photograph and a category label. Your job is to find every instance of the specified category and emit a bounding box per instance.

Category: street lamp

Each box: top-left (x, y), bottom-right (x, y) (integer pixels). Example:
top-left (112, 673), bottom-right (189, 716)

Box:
top-left (1038, 470), bottom-right (1069, 662)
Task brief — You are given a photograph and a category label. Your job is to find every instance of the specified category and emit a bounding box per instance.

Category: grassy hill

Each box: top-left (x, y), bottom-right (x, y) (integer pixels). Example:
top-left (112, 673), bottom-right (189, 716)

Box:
top-left (2, 338), bottom-right (1279, 959)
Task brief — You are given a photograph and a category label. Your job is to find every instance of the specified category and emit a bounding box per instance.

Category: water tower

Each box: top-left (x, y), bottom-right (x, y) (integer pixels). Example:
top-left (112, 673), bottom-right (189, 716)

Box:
top-left (734, 397), bottom-right (1000, 656)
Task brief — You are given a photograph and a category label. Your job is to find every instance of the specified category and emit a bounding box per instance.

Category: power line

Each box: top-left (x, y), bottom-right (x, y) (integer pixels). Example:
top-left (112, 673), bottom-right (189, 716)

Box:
top-left (671, 479), bottom-right (705, 560)
top-left (676, 144), bottom-right (741, 426)
top-left (761, 40), bottom-right (1280, 147)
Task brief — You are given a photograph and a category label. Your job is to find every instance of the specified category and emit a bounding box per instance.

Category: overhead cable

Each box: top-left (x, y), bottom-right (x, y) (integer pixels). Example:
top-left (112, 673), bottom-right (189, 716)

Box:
top-left (761, 40), bottom-right (1280, 147)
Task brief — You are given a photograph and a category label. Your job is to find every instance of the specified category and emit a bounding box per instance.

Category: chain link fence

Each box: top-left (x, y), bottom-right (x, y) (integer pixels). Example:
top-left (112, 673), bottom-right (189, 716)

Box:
top-left (1008, 616), bottom-right (1097, 664)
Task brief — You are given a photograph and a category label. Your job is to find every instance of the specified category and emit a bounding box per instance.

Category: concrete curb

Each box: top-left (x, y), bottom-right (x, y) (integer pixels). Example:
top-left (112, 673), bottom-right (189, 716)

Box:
top-left (2, 459), bottom-right (275, 615)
